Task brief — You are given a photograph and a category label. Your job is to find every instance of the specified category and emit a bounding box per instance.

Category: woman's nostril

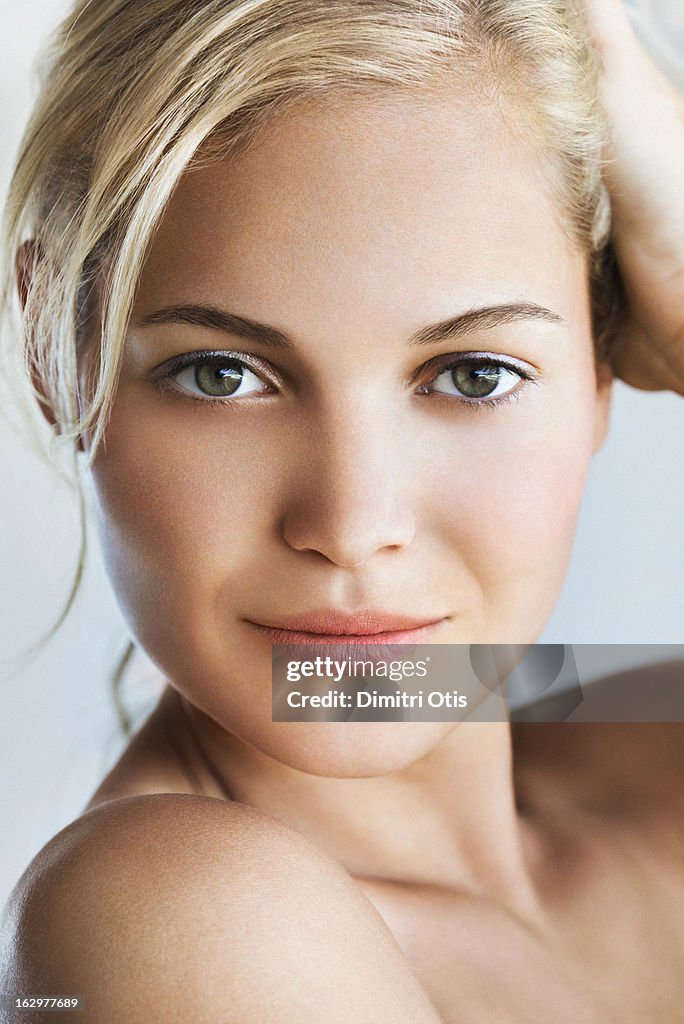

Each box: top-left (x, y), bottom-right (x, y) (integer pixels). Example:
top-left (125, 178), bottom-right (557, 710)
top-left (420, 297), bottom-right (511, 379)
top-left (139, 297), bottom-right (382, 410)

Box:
top-left (281, 511), bottom-right (415, 568)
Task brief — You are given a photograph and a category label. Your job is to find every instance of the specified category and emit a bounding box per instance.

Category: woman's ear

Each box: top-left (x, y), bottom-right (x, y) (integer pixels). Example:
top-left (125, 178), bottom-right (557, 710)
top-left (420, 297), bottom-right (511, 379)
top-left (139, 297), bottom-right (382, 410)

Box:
top-left (592, 359), bottom-right (614, 453)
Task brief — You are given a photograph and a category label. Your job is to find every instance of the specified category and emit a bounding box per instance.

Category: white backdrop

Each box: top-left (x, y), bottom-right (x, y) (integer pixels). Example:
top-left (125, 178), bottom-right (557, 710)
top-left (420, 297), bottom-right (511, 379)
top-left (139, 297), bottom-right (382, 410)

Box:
top-left (1, 0), bottom-right (683, 909)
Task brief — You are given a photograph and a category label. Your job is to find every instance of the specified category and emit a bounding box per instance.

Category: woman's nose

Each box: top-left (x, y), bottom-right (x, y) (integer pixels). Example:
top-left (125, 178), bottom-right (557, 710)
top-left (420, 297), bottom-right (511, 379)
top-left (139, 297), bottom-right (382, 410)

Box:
top-left (280, 406), bottom-right (416, 568)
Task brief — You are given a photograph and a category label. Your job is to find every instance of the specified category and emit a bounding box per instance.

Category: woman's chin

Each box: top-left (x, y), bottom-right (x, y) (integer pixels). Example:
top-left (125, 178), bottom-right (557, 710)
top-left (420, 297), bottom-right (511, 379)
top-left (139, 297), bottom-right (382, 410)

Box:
top-left (255, 720), bottom-right (456, 778)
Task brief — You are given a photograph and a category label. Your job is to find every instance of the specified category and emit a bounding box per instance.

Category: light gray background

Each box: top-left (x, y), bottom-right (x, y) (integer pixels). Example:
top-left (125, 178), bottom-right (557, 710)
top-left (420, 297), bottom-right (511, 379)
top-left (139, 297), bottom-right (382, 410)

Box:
top-left (1, 0), bottom-right (683, 908)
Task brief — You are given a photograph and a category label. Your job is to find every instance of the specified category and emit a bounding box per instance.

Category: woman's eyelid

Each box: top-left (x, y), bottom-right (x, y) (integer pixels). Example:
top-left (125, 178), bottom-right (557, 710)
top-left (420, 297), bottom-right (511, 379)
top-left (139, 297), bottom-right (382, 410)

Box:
top-left (150, 348), bottom-right (281, 385)
top-left (424, 349), bottom-right (536, 370)
top-left (414, 350), bottom-right (538, 387)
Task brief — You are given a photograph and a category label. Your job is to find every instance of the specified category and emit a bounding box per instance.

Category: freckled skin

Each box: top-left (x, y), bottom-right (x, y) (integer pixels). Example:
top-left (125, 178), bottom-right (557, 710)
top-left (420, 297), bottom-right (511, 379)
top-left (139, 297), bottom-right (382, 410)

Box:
top-left (87, 89), bottom-right (611, 776)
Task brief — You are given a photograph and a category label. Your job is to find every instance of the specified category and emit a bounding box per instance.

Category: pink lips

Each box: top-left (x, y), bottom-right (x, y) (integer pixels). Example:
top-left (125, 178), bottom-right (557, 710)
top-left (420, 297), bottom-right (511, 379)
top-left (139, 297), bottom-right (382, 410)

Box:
top-left (246, 609), bottom-right (447, 645)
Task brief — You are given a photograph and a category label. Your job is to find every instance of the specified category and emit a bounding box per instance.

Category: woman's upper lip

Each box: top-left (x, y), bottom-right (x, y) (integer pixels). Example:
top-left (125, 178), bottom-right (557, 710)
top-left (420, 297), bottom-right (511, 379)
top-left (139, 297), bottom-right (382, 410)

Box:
top-left (248, 609), bottom-right (447, 635)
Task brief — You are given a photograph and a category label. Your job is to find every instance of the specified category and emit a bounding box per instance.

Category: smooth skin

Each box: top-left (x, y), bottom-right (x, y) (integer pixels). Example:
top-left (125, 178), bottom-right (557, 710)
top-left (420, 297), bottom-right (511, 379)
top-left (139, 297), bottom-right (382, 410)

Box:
top-left (3, 1), bottom-right (684, 1021)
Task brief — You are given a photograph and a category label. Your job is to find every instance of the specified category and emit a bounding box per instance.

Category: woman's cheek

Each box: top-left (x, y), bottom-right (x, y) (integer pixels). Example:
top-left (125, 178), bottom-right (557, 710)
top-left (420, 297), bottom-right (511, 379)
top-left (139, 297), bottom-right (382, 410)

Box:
top-left (426, 380), bottom-right (598, 639)
top-left (491, 388), bottom-right (597, 637)
top-left (89, 391), bottom-right (274, 645)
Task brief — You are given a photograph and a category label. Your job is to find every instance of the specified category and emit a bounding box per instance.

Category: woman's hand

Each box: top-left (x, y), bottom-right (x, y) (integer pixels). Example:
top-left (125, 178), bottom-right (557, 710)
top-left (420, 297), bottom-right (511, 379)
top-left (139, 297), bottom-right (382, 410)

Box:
top-left (587, 0), bottom-right (684, 395)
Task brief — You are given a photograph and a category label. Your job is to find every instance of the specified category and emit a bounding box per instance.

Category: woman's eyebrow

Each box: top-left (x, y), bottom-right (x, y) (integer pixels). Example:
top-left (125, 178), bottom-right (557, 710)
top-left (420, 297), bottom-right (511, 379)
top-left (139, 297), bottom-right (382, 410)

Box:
top-left (136, 305), bottom-right (292, 348)
top-left (135, 300), bottom-right (566, 348)
top-left (410, 301), bottom-right (567, 345)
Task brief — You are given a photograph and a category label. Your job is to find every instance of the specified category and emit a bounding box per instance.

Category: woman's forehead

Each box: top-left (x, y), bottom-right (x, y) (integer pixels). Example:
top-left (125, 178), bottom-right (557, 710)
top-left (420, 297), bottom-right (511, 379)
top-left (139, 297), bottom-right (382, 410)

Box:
top-left (134, 90), bottom-right (586, 333)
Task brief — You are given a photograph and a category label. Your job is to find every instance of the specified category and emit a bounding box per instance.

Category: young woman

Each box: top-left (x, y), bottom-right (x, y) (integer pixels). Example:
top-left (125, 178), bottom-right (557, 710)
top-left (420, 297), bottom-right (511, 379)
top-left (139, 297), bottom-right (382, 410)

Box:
top-left (1, 0), bottom-right (683, 1021)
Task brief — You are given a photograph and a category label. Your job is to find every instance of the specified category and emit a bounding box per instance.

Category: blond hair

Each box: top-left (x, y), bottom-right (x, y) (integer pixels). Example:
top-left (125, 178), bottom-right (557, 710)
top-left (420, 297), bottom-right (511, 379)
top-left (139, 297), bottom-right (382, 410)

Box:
top-left (1, 0), bottom-right (620, 722)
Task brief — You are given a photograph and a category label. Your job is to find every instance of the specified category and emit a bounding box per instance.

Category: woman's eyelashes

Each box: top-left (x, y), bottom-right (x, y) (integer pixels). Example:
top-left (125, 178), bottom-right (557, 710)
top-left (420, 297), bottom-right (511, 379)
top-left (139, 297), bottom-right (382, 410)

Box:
top-left (415, 355), bottom-right (534, 406)
top-left (151, 350), bottom-right (277, 403)
top-left (150, 349), bottom-right (537, 409)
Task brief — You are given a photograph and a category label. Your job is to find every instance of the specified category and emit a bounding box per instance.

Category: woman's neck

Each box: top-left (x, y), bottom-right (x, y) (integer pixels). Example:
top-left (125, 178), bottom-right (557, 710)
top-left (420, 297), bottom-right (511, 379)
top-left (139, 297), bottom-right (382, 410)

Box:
top-left (160, 686), bottom-right (544, 928)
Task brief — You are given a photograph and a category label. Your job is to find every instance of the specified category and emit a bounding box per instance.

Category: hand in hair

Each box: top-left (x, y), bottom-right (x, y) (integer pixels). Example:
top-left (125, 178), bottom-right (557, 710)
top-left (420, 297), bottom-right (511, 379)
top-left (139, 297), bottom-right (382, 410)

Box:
top-left (587, 0), bottom-right (684, 395)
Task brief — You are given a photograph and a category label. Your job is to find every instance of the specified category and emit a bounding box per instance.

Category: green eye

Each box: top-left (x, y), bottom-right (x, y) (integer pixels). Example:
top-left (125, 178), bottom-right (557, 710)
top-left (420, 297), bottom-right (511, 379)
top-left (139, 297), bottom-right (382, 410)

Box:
top-left (194, 361), bottom-right (244, 397)
top-left (450, 365), bottom-right (504, 398)
top-left (172, 358), bottom-right (270, 400)
top-left (429, 361), bottom-right (523, 401)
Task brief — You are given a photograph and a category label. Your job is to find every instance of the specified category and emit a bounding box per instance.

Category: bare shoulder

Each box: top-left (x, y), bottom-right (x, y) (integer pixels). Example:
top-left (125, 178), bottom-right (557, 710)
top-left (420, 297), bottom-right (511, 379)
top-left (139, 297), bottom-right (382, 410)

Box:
top-left (514, 659), bottom-right (684, 818)
top-left (1, 794), bottom-right (440, 1023)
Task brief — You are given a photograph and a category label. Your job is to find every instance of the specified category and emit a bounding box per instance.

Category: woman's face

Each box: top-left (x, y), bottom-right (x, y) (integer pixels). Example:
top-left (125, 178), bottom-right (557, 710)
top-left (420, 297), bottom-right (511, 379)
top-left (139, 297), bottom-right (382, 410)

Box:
top-left (87, 88), bottom-right (611, 775)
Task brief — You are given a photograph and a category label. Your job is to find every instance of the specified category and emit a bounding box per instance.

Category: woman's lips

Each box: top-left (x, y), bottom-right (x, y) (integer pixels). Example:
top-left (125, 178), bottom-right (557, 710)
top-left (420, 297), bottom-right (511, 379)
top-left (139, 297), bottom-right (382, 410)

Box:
top-left (246, 610), bottom-right (448, 647)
